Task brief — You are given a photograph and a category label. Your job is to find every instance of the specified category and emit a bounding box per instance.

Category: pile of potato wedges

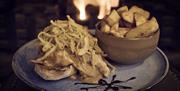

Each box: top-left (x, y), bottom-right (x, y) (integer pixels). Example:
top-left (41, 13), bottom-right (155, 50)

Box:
top-left (100, 5), bottom-right (159, 38)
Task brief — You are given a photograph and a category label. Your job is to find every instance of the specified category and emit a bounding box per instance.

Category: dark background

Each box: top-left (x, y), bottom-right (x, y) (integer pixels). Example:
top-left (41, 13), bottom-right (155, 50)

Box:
top-left (0, 0), bottom-right (180, 91)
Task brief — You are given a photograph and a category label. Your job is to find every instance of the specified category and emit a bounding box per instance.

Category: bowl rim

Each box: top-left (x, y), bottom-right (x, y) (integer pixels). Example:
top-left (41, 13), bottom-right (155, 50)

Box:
top-left (95, 22), bottom-right (160, 41)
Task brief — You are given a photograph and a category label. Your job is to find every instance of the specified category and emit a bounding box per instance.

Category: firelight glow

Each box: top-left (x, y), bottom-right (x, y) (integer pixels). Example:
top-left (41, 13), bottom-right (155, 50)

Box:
top-left (73, 0), bottom-right (119, 20)
top-left (75, 0), bottom-right (87, 20)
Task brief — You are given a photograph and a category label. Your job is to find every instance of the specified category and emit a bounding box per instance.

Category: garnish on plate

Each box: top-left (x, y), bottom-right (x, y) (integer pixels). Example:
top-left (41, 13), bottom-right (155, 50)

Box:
top-left (75, 74), bottom-right (136, 91)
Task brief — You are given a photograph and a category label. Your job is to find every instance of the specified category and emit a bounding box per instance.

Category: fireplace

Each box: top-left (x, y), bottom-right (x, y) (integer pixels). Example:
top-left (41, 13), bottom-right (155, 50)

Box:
top-left (66, 0), bottom-right (121, 29)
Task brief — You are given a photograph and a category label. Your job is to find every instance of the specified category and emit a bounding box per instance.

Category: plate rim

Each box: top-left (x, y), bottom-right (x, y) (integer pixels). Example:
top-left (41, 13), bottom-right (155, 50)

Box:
top-left (12, 40), bottom-right (169, 91)
top-left (139, 47), bottom-right (169, 91)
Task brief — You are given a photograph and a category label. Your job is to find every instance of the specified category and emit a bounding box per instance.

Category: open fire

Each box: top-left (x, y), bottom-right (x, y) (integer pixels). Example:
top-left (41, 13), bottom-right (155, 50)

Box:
top-left (73, 0), bottom-right (120, 20)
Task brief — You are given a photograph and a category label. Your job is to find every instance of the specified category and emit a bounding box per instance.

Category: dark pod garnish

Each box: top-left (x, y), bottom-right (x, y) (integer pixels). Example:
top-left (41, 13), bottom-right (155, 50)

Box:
top-left (75, 75), bottom-right (136, 91)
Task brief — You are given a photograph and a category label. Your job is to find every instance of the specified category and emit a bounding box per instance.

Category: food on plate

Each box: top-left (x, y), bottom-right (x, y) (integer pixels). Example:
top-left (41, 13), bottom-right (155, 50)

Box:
top-left (134, 12), bottom-right (147, 26)
top-left (100, 5), bottom-right (159, 38)
top-left (111, 28), bottom-right (130, 38)
top-left (129, 6), bottom-right (150, 19)
top-left (121, 10), bottom-right (134, 24)
top-left (100, 21), bottom-right (111, 33)
top-left (105, 10), bottom-right (120, 26)
top-left (31, 15), bottom-right (114, 83)
top-left (117, 5), bottom-right (128, 15)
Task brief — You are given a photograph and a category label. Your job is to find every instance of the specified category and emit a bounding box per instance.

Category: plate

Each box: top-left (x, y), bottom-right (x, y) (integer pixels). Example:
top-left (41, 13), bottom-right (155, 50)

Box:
top-left (12, 39), bottom-right (169, 91)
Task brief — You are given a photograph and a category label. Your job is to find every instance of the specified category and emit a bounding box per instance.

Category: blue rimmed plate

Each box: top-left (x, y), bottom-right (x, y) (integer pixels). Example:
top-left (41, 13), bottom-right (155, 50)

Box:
top-left (12, 39), bottom-right (169, 91)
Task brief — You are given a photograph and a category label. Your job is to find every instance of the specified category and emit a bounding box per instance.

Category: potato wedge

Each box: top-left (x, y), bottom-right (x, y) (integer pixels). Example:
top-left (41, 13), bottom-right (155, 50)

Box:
top-left (105, 10), bottom-right (120, 26)
top-left (122, 11), bottom-right (134, 23)
top-left (126, 17), bottom-right (159, 38)
top-left (134, 12), bottom-right (147, 26)
top-left (100, 22), bottom-right (111, 33)
top-left (111, 23), bottom-right (119, 31)
top-left (117, 6), bottom-right (128, 15)
top-left (110, 28), bottom-right (130, 38)
top-left (129, 6), bottom-right (150, 19)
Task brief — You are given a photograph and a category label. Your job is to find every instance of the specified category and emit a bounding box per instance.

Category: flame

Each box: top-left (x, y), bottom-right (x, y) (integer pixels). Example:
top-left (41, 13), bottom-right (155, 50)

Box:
top-left (73, 0), bottom-right (119, 20)
top-left (73, 0), bottom-right (87, 20)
